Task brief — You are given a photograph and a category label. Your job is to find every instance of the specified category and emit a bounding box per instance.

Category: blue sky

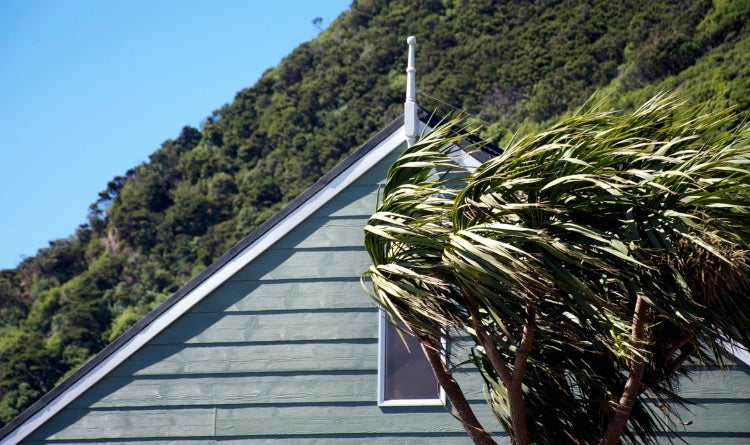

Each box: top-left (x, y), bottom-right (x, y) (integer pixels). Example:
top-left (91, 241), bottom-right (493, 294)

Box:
top-left (0, 0), bottom-right (352, 270)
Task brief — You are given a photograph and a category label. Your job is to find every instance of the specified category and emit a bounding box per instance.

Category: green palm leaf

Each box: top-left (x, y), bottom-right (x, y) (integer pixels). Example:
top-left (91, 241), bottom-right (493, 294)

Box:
top-left (363, 95), bottom-right (750, 445)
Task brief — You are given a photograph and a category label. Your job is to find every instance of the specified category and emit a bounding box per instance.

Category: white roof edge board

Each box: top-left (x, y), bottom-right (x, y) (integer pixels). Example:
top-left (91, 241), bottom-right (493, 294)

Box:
top-left (720, 340), bottom-right (750, 367)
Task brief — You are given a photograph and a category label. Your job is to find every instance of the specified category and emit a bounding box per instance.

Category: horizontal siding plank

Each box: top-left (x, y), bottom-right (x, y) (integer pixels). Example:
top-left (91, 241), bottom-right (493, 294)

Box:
top-left (273, 217), bottom-right (369, 249)
top-left (213, 402), bottom-right (750, 437)
top-left (152, 311), bottom-right (377, 344)
top-left (29, 408), bottom-right (215, 441)
top-left (194, 280), bottom-right (373, 313)
top-left (229, 249), bottom-right (372, 282)
top-left (658, 436), bottom-right (750, 445)
top-left (77, 374), bottom-right (377, 408)
top-left (454, 371), bottom-right (489, 401)
top-left (667, 401), bottom-right (750, 433)
top-left (27, 433), bottom-right (750, 444)
top-left (80, 374), bottom-right (490, 410)
top-left (446, 370), bottom-right (750, 402)
top-left (451, 367), bottom-right (750, 401)
top-left (25, 433), bottom-right (506, 444)
top-left (318, 186), bottom-right (379, 218)
top-left (679, 368), bottom-right (750, 399)
top-left (113, 341), bottom-right (379, 376)
top-left (215, 403), bottom-right (498, 437)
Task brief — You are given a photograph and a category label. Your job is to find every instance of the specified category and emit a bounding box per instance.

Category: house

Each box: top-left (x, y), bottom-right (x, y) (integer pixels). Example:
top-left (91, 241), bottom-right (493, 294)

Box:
top-left (1, 38), bottom-right (749, 445)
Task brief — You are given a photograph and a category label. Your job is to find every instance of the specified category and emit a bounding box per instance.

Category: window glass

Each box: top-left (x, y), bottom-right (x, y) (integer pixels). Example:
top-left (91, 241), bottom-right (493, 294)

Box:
top-left (381, 316), bottom-right (441, 403)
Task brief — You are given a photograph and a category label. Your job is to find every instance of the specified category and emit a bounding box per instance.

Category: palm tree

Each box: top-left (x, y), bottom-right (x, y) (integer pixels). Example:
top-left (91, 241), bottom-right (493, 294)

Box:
top-left (362, 94), bottom-right (750, 445)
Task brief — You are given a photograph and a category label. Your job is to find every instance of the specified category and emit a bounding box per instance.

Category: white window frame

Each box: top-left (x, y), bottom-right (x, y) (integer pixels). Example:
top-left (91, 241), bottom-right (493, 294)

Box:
top-left (377, 308), bottom-right (446, 406)
top-left (375, 139), bottom-right (477, 407)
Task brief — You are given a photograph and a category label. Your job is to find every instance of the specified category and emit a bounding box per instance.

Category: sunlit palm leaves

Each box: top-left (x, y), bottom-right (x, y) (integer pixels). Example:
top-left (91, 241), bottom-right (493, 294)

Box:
top-left (363, 94), bottom-right (750, 444)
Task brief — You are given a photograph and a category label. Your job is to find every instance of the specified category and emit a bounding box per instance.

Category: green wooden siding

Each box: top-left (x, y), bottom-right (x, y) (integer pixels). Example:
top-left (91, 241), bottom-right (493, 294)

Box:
top-left (24, 438), bottom-right (501, 445)
top-left (150, 310), bottom-right (377, 344)
top-left (22, 141), bottom-right (750, 444)
top-left (111, 341), bottom-right (378, 376)
top-left (24, 144), bottom-right (501, 444)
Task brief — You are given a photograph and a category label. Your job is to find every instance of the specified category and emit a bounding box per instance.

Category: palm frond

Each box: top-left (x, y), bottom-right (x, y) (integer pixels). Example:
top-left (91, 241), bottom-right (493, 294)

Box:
top-left (362, 96), bottom-right (750, 444)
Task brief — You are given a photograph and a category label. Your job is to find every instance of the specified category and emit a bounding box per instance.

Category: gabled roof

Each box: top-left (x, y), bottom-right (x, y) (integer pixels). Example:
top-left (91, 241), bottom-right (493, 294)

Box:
top-left (0, 107), bottom-right (501, 444)
top-left (4, 101), bottom-right (747, 443)
top-left (0, 114), bottom-right (402, 444)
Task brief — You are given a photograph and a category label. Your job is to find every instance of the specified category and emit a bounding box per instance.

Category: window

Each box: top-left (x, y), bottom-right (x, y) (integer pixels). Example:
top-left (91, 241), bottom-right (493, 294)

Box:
top-left (378, 310), bottom-right (444, 406)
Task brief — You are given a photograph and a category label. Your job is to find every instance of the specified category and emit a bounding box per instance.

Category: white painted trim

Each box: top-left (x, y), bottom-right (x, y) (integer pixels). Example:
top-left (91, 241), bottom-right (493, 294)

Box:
top-left (720, 340), bottom-right (750, 367)
top-left (377, 308), bottom-right (446, 407)
top-left (379, 397), bottom-right (445, 407)
top-left (2, 126), bottom-right (409, 445)
top-left (450, 146), bottom-right (483, 170)
top-left (404, 36), bottom-right (418, 147)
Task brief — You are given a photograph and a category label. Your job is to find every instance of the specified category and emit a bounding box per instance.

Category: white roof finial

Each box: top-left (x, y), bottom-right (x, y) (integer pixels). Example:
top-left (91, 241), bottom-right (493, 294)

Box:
top-left (405, 36), bottom-right (418, 147)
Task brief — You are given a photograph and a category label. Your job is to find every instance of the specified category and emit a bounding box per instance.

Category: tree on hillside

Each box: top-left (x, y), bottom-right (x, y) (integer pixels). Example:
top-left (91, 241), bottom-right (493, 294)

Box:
top-left (363, 94), bottom-right (750, 445)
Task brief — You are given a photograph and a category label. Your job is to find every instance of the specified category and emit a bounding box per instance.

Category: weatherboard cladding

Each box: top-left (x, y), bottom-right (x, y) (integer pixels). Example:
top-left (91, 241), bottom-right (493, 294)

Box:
top-left (10, 116), bottom-right (497, 444)
top-left (4, 113), bottom-right (750, 444)
top-left (0, 113), bottom-right (401, 442)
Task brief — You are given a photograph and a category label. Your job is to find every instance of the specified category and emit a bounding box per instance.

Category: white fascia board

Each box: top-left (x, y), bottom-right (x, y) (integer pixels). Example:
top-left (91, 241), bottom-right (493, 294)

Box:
top-left (2, 126), bottom-right (409, 445)
top-left (453, 148), bottom-right (482, 169)
top-left (720, 340), bottom-right (750, 367)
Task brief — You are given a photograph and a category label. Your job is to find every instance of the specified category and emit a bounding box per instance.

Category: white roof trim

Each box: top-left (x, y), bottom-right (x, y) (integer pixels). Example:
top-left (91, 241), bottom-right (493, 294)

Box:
top-left (720, 340), bottom-right (750, 367)
top-left (404, 36), bottom-right (418, 147)
top-left (1, 125), bottom-right (410, 445)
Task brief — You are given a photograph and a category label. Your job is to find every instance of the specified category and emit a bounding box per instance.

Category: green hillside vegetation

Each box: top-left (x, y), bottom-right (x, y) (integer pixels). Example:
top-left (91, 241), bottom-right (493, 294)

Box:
top-left (1, 0), bottom-right (748, 426)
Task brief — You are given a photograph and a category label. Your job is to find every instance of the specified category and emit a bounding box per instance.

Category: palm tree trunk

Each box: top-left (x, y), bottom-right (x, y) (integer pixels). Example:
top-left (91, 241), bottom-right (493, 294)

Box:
top-left (421, 344), bottom-right (497, 445)
top-left (599, 294), bottom-right (649, 445)
top-left (508, 305), bottom-right (536, 445)
top-left (464, 288), bottom-right (533, 445)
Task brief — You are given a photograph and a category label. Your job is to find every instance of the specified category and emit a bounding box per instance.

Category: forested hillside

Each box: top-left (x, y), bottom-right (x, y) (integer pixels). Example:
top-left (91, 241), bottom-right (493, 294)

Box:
top-left (1, 0), bottom-right (748, 426)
